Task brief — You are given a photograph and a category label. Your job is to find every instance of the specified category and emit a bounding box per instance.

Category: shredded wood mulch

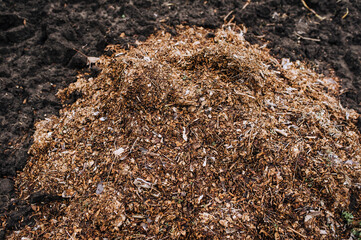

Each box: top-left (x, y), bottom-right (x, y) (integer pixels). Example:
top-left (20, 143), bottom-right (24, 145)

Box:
top-left (10, 25), bottom-right (361, 239)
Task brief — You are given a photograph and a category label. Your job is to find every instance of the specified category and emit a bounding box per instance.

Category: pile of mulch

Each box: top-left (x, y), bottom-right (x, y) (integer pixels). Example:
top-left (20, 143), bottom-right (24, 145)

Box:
top-left (2, 1), bottom-right (361, 238)
top-left (10, 25), bottom-right (361, 239)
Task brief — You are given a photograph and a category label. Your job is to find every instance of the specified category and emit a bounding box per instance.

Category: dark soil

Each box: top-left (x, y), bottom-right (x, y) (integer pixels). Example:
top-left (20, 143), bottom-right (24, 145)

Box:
top-left (1, 0), bottom-right (360, 238)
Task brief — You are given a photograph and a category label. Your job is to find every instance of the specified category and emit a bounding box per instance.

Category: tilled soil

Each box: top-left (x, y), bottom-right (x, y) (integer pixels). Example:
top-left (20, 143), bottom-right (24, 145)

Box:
top-left (1, 0), bottom-right (360, 238)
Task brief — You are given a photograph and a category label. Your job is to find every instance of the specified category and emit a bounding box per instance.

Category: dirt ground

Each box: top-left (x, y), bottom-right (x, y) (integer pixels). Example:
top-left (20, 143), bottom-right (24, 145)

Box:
top-left (1, 0), bottom-right (360, 238)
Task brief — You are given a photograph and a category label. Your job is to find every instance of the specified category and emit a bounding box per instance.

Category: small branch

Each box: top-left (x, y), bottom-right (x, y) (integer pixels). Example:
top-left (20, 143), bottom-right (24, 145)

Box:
top-left (301, 0), bottom-right (326, 21)
top-left (288, 227), bottom-right (307, 238)
top-left (342, 8), bottom-right (349, 19)
top-left (295, 32), bottom-right (321, 42)
top-left (223, 10), bottom-right (235, 24)
top-left (242, 0), bottom-right (251, 10)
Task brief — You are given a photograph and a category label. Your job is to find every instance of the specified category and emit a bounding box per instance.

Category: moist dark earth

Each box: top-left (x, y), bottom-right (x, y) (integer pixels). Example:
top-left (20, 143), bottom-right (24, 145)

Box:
top-left (1, 0), bottom-right (360, 238)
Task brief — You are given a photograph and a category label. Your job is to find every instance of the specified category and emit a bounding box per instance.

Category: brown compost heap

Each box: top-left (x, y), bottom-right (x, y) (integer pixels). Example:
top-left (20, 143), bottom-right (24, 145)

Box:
top-left (11, 25), bottom-right (361, 239)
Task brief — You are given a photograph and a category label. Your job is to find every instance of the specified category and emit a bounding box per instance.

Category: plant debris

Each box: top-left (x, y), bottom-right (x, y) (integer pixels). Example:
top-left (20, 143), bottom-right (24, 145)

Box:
top-left (11, 25), bottom-right (361, 239)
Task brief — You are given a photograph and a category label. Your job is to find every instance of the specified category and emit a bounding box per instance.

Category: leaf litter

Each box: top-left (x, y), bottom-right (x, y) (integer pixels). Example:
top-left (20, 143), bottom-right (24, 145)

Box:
top-left (10, 24), bottom-right (361, 239)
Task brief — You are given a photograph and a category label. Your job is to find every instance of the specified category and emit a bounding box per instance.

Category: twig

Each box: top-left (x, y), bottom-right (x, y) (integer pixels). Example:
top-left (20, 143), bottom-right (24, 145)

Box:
top-left (72, 48), bottom-right (99, 68)
top-left (72, 48), bottom-right (88, 58)
top-left (224, 10), bottom-right (234, 23)
top-left (291, 155), bottom-right (300, 188)
top-left (242, 0), bottom-right (251, 10)
top-left (295, 32), bottom-right (321, 42)
top-left (129, 137), bottom-right (139, 153)
top-left (234, 89), bottom-right (256, 99)
top-left (66, 229), bottom-right (75, 240)
top-left (301, 0), bottom-right (326, 21)
top-left (288, 227), bottom-right (307, 238)
top-left (342, 8), bottom-right (349, 19)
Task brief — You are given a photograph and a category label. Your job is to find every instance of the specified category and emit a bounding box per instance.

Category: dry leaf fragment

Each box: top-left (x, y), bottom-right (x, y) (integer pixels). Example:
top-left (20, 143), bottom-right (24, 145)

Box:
top-left (241, 213), bottom-right (251, 222)
top-left (182, 127), bottom-right (188, 141)
top-left (96, 181), bottom-right (104, 195)
top-left (87, 56), bottom-right (100, 67)
top-left (305, 211), bottom-right (322, 223)
top-left (202, 158), bottom-right (207, 167)
top-left (219, 219), bottom-right (229, 227)
top-left (134, 178), bottom-right (153, 189)
top-left (140, 222), bottom-right (148, 231)
top-left (197, 195), bottom-right (204, 204)
top-left (113, 147), bottom-right (125, 156)
top-left (274, 128), bottom-right (288, 137)
top-left (114, 214), bottom-right (126, 227)
top-left (304, 215), bottom-right (313, 223)
top-left (281, 58), bottom-right (292, 70)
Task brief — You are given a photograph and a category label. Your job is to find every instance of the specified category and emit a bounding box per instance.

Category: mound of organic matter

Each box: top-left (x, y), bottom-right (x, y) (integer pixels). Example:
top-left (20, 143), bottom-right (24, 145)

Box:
top-left (2, 1), bottom-right (361, 237)
top-left (11, 26), bottom-right (361, 239)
